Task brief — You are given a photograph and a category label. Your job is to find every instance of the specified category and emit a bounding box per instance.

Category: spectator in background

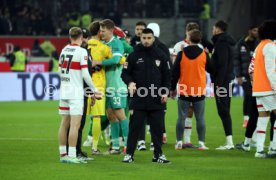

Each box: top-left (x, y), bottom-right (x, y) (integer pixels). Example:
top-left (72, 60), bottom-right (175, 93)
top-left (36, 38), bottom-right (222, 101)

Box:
top-left (31, 39), bottom-right (45, 57)
top-left (68, 12), bottom-right (81, 28)
top-left (199, 0), bottom-right (211, 20)
top-left (81, 11), bottom-right (92, 29)
top-left (130, 21), bottom-right (147, 47)
top-left (105, 10), bottom-right (122, 27)
top-left (50, 51), bottom-right (59, 72)
top-left (10, 45), bottom-right (26, 72)
top-left (234, 25), bottom-right (259, 128)
top-left (40, 39), bottom-right (56, 57)
top-left (211, 20), bottom-right (236, 150)
top-left (0, 7), bottom-right (12, 35)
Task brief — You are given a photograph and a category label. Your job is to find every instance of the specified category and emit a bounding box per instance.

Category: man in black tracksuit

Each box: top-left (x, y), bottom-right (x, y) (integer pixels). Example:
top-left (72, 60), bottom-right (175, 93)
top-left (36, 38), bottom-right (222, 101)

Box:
top-left (234, 25), bottom-right (259, 128)
top-left (211, 20), bottom-right (236, 150)
top-left (121, 28), bottom-right (171, 163)
top-left (136, 33), bottom-right (171, 150)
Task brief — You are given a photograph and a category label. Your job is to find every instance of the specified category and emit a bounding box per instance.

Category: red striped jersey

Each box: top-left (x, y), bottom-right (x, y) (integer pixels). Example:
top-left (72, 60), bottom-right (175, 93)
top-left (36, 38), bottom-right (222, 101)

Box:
top-left (59, 43), bottom-right (97, 100)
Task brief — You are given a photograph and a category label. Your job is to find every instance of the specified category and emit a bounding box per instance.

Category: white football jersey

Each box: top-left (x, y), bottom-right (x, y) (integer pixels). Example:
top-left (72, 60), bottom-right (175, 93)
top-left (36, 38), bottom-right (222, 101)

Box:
top-left (172, 40), bottom-right (204, 56)
top-left (59, 43), bottom-right (97, 100)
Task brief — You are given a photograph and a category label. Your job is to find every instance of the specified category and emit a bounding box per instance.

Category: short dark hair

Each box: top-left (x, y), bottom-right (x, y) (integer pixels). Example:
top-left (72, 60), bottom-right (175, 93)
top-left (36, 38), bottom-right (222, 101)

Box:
top-left (249, 24), bottom-right (258, 30)
top-left (188, 29), bottom-right (202, 44)
top-left (186, 22), bottom-right (200, 32)
top-left (100, 19), bottom-right (115, 30)
top-left (258, 20), bottom-right (276, 40)
top-left (69, 27), bottom-right (83, 40)
top-left (89, 21), bottom-right (100, 36)
top-left (142, 28), bottom-right (154, 35)
top-left (136, 21), bottom-right (147, 27)
top-left (214, 20), bottom-right (228, 32)
top-left (82, 28), bottom-right (90, 38)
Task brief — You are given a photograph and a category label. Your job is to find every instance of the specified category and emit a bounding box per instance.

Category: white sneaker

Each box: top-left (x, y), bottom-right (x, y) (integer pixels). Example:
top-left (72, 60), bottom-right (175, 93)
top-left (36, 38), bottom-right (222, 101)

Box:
top-left (83, 136), bottom-right (93, 147)
top-left (137, 141), bottom-right (146, 151)
top-left (198, 143), bottom-right (209, 150)
top-left (268, 148), bottom-right (276, 158)
top-left (175, 141), bottom-right (183, 150)
top-left (216, 144), bottom-right (234, 150)
top-left (150, 142), bottom-right (154, 151)
top-left (255, 151), bottom-right (267, 158)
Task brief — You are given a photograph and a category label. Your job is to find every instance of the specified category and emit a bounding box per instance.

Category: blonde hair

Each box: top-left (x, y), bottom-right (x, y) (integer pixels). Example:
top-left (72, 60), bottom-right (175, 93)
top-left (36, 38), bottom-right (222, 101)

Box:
top-left (69, 27), bottom-right (83, 40)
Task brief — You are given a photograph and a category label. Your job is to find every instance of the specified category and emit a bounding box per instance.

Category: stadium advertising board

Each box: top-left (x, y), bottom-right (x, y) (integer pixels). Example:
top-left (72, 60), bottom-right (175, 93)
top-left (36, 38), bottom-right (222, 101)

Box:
top-left (0, 37), bottom-right (69, 56)
top-left (0, 72), bottom-right (243, 102)
top-left (0, 73), bottom-right (60, 101)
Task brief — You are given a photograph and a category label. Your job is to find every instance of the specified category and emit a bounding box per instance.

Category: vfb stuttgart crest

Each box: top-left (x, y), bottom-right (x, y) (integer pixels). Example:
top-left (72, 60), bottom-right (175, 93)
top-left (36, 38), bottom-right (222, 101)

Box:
top-left (155, 60), bottom-right (161, 67)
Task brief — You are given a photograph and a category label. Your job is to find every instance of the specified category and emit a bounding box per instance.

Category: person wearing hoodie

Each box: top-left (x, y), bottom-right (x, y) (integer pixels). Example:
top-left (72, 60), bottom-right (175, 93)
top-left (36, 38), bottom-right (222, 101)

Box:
top-left (211, 20), bottom-right (236, 150)
top-left (121, 28), bottom-right (171, 163)
top-left (171, 29), bottom-right (213, 150)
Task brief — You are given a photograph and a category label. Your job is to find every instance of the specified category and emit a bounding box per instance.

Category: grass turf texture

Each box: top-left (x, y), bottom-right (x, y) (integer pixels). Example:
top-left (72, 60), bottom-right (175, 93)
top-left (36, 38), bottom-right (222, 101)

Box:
top-left (0, 98), bottom-right (275, 180)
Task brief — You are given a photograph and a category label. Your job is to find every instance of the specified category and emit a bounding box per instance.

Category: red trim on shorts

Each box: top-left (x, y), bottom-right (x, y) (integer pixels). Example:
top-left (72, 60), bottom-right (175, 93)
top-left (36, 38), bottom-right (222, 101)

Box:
top-left (185, 127), bottom-right (192, 129)
top-left (257, 104), bottom-right (264, 108)
top-left (273, 127), bottom-right (276, 130)
top-left (59, 106), bottom-right (69, 110)
top-left (256, 130), bottom-right (266, 134)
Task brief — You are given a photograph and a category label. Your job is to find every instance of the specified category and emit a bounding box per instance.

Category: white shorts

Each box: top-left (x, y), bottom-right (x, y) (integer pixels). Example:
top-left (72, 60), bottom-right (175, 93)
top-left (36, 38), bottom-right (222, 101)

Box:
top-left (59, 99), bottom-right (84, 115)
top-left (256, 95), bottom-right (276, 112)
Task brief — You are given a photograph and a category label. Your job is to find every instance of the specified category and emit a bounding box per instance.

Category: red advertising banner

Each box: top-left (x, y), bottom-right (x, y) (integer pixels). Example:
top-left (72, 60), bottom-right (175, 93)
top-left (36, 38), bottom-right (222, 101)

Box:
top-left (0, 36), bottom-right (69, 57)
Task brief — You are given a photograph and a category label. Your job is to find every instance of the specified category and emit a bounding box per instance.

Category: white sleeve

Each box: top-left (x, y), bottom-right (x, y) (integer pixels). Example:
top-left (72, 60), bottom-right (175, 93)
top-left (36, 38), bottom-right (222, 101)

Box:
top-left (263, 43), bottom-right (276, 91)
top-left (80, 49), bottom-right (98, 92)
top-left (172, 42), bottom-right (181, 56)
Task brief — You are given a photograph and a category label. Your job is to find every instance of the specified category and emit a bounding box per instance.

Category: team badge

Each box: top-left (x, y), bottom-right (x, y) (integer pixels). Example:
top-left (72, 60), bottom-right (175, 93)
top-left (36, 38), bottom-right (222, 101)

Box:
top-left (155, 60), bottom-right (161, 67)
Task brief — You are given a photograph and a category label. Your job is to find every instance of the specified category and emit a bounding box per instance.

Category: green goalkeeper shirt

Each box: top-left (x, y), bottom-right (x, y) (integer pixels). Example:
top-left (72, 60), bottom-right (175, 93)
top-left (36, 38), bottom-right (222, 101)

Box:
top-left (102, 36), bottom-right (127, 93)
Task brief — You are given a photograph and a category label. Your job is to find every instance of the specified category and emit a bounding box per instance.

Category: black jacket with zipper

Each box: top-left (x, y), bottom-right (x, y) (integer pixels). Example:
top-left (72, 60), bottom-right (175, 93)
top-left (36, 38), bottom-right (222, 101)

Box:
top-left (233, 36), bottom-right (258, 79)
top-left (121, 41), bottom-right (172, 110)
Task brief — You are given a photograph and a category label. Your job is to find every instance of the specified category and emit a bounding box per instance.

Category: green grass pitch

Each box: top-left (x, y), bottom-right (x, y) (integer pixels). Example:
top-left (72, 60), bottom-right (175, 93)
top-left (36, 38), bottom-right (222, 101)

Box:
top-left (0, 98), bottom-right (275, 180)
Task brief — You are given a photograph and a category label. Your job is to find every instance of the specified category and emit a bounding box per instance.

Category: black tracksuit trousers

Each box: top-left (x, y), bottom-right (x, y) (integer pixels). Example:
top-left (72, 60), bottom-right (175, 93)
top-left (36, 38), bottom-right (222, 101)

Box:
top-left (127, 110), bottom-right (165, 157)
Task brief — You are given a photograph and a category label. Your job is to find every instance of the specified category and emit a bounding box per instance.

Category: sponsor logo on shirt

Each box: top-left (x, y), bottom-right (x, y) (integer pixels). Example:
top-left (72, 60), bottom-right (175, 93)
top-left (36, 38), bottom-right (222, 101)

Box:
top-left (61, 77), bottom-right (70, 82)
top-left (137, 58), bottom-right (144, 64)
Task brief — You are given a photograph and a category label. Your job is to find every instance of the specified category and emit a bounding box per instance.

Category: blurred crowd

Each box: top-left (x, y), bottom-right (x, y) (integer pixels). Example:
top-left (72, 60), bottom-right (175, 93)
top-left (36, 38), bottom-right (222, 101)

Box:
top-left (0, 0), bottom-right (211, 36)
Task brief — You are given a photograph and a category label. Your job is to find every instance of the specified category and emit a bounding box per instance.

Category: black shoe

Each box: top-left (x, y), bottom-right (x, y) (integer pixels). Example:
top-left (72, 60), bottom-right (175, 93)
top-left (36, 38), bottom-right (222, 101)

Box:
top-left (235, 142), bottom-right (250, 151)
top-left (78, 151), bottom-right (88, 157)
top-left (77, 151), bottom-right (94, 161)
top-left (152, 154), bottom-right (171, 164)
top-left (122, 154), bottom-right (134, 163)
